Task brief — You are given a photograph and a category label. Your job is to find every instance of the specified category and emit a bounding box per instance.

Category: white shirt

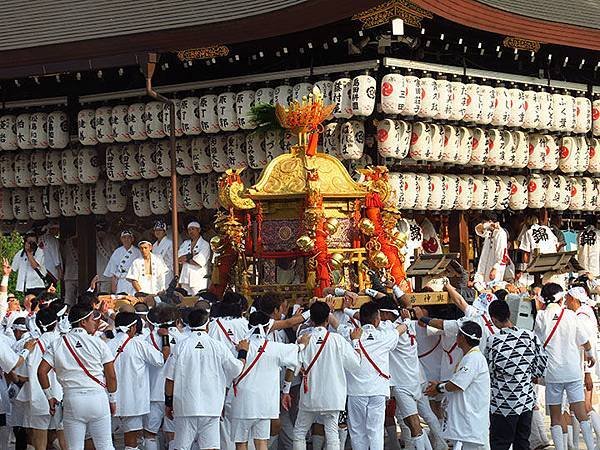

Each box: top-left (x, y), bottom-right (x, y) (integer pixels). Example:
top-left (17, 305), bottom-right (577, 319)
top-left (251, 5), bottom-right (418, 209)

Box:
top-left (43, 327), bottom-right (114, 393)
top-left (177, 238), bottom-right (211, 294)
top-left (577, 226), bottom-right (600, 277)
top-left (39, 233), bottom-right (62, 279)
top-left (208, 317), bottom-right (250, 355)
top-left (534, 303), bottom-right (588, 383)
top-left (387, 320), bottom-right (420, 391)
top-left (147, 327), bottom-right (186, 402)
top-left (26, 330), bottom-right (63, 415)
top-left (126, 254), bottom-right (170, 295)
top-left (103, 245), bottom-right (142, 295)
top-left (575, 305), bottom-right (600, 378)
top-left (165, 330), bottom-right (243, 417)
top-left (0, 333), bottom-right (19, 373)
top-left (230, 335), bottom-right (300, 419)
top-left (297, 326), bottom-right (360, 412)
top-left (519, 224), bottom-right (559, 254)
top-left (11, 248), bottom-right (46, 292)
top-left (346, 323), bottom-right (398, 396)
top-left (443, 347), bottom-right (490, 445)
top-left (153, 236), bottom-right (174, 284)
top-left (477, 227), bottom-right (509, 283)
top-left (415, 322), bottom-right (443, 382)
top-left (444, 306), bottom-right (499, 355)
top-left (107, 333), bottom-right (163, 416)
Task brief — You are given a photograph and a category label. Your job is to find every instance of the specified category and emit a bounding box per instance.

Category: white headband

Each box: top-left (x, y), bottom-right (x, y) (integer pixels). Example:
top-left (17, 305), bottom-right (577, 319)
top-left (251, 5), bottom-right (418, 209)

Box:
top-left (70, 310), bottom-right (99, 324)
top-left (39, 320), bottom-right (57, 332)
top-left (187, 221), bottom-right (201, 229)
top-left (458, 326), bottom-right (481, 341)
top-left (138, 240), bottom-right (152, 246)
top-left (12, 323), bottom-right (27, 331)
top-left (380, 308), bottom-right (400, 316)
top-left (116, 320), bottom-right (138, 333)
top-left (246, 318), bottom-right (275, 339)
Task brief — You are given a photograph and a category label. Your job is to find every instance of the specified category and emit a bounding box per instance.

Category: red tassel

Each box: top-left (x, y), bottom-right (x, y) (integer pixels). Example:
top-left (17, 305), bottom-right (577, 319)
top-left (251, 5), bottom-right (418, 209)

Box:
top-left (307, 133), bottom-right (318, 156)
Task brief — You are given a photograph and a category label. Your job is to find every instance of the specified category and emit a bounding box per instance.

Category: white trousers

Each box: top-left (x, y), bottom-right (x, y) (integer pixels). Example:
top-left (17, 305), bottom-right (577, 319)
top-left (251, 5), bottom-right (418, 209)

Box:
top-left (63, 389), bottom-right (114, 450)
top-left (292, 409), bottom-right (339, 450)
top-left (347, 395), bottom-right (386, 450)
top-left (174, 416), bottom-right (220, 449)
top-left (452, 442), bottom-right (485, 450)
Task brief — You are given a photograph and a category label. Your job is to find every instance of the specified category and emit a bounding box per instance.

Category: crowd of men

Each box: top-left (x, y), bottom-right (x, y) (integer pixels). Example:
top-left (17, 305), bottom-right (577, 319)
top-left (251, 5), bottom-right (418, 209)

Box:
top-left (0, 214), bottom-right (598, 450)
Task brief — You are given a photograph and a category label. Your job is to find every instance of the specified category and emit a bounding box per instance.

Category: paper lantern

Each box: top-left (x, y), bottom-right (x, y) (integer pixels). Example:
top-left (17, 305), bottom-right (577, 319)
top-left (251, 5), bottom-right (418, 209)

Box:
top-left (507, 88), bottom-right (526, 127)
top-left (73, 184), bottom-right (91, 216)
top-left (106, 180), bottom-right (128, 213)
top-left (180, 97), bottom-right (201, 136)
top-left (155, 140), bottom-right (172, 177)
top-left (199, 95), bottom-right (220, 134)
top-left (293, 82), bottom-right (313, 104)
top-left (58, 185), bottom-right (76, 217)
top-left (112, 105), bottom-right (131, 142)
top-left (469, 127), bottom-right (488, 165)
top-left (417, 77), bottom-right (439, 119)
top-left (95, 106), bottom-right (115, 143)
top-left (0, 154), bottom-right (15, 188)
top-left (273, 84), bottom-right (293, 107)
top-left (449, 82), bottom-right (467, 121)
top-left (351, 75), bottom-right (376, 117)
top-left (409, 122), bottom-right (431, 160)
top-left (509, 175), bottom-right (528, 210)
top-left (122, 143), bottom-right (142, 180)
top-left (429, 124), bottom-right (444, 162)
top-left (442, 174), bottom-right (459, 210)
top-left (145, 101), bottom-right (166, 139)
top-left (559, 136), bottom-right (578, 173)
top-left (575, 136), bottom-right (589, 173)
top-left (147, 178), bottom-right (168, 215)
top-left (175, 138), bottom-right (195, 175)
top-left (543, 135), bottom-right (559, 172)
top-left (486, 129), bottom-right (504, 167)
top-left (387, 172), bottom-right (402, 208)
top-left (340, 120), bottom-right (365, 160)
top-left (30, 150), bottom-right (47, 186)
top-left (216, 92), bottom-right (239, 132)
top-left (402, 76), bottom-right (421, 116)
top-left (61, 148), bottom-right (79, 185)
top-left (527, 174), bottom-right (548, 208)
top-left (593, 99), bottom-right (600, 136)
top-left (575, 97), bottom-right (592, 134)
top-left (581, 177), bottom-right (598, 211)
top-left (246, 133), bottom-right (267, 169)
top-left (131, 181), bottom-right (151, 217)
top-left (380, 73), bottom-right (406, 115)
top-left (477, 85), bottom-right (496, 125)
top-left (89, 180), bottom-right (108, 215)
top-left (563, 95), bottom-right (577, 133)
top-left (588, 138), bottom-right (600, 174)
top-left (128, 103), bottom-right (148, 141)
top-left (522, 91), bottom-right (540, 129)
top-left (500, 129), bottom-right (514, 168)
top-left (484, 176), bottom-right (500, 210)
top-left (78, 147), bottom-right (100, 184)
top-left (414, 174), bottom-right (431, 210)
top-left (105, 145), bottom-right (126, 181)
top-left (16, 113), bottom-right (33, 150)
top-left (456, 175), bottom-right (474, 210)
top-left (42, 186), bottom-right (61, 218)
top-left (435, 79), bottom-right (452, 121)
top-left (551, 94), bottom-right (567, 132)
top-left (201, 173), bottom-right (219, 209)
top-left (495, 176), bottom-right (512, 210)
top-left (441, 125), bottom-right (460, 163)
top-left (191, 137), bottom-right (213, 174)
top-left (377, 119), bottom-right (397, 158)
top-left (527, 134), bottom-right (546, 170)
top-left (255, 87), bottom-right (274, 106)
top-left (455, 127), bottom-right (473, 165)
top-left (30, 112), bottom-right (48, 148)
top-left (471, 176), bottom-right (488, 210)
top-left (226, 133), bottom-right (248, 169)
top-left (313, 81), bottom-right (333, 107)
top-left (545, 175), bottom-right (565, 209)
top-left (209, 135), bottom-right (229, 172)
top-left (163, 99), bottom-right (184, 137)
top-left (45, 151), bottom-right (63, 186)
top-left (569, 178), bottom-right (584, 210)
top-left (235, 90), bottom-right (256, 130)
top-left (14, 151), bottom-right (32, 187)
top-left (12, 189), bottom-right (30, 220)
top-left (0, 190), bottom-right (14, 220)
top-left (182, 175), bottom-right (203, 211)
top-left (265, 130), bottom-right (286, 161)
top-left (398, 172), bottom-right (419, 209)
top-left (512, 131), bottom-right (529, 169)
top-left (463, 83), bottom-right (481, 123)
top-left (47, 111), bottom-right (69, 149)
top-left (428, 174), bottom-right (444, 210)
top-left (537, 92), bottom-right (554, 130)
top-left (491, 87), bottom-right (510, 127)
top-left (77, 110), bottom-right (96, 146)
top-left (332, 78), bottom-right (353, 119)
top-left (322, 123), bottom-right (341, 158)
top-left (139, 142), bottom-right (159, 179)
top-left (0, 115), bottom-right (17, 151)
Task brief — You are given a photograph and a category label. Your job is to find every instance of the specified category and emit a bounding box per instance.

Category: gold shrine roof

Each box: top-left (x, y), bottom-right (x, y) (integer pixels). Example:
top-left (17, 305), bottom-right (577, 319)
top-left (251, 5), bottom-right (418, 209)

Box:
top-left (246, 147), bottom-right (367, 200)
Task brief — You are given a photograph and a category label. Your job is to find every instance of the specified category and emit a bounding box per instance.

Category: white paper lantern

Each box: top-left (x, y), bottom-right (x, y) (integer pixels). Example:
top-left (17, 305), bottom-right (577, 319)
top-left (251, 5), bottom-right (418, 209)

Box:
top-left (138, 142), bottom-right (159, 179)
top-left (130, 181), bottom-right (151, 217)
top-left (588, 138), bottom-right (600, 174)
top-left (43, 185), bottom-right (61, 218)
top-left (491, 87), bottom-right (510, 126)
top-left (428, 174), bottom-right (444, 210)
top-left (496, 176), bottom-right (512, 210)
top-left (469, 127), bottom-right (488, 165)
top-left (449, 82), bottom-right (467, 121)
top-left (265, 130), bottom-right (286, 161)
top-left (78, 147), bottom-right (100, 184)
top-left (273, 84), bottom-right (293, 108)
top-left (429, 124), bottom-right (444, 162)
top-left (442, 174), bottom-right (459, 210)
top-left (216, 92), bottom-right (239, 132)
top-left (175, 138), bottom-right (195, 175)
top-left (73, 184), bottom-right (91, 216)
top-left (47, 111), bottom-right (69, 149)
top-left (527, 174), bottom-right (548, 208)
top-left (380, 74), bottom-right (406, 115)
top-left (507, 88), bottom-right (526, 127)
top-left (527, 134), bottom-right (546, 170)
top-left (398, 172), bottom-right (419, 209)
top-left (61, 148), bottom-right (79, 185)
top-left (12, 189), bottom-right (30, 220)
top-left (570, 178), bottom-right (584, 210)
top-left (199, 95), bottom-right (220, 134)
top-left (30, 112), bottom-right (48, 148)
top-left (509, 175), bottom-right (528, 210)
top-left (559, 136), bottom-right (578, 173)
top-left (225, 133), bottom-right (248, 169)
top-left (144, 101), bottom-right (166, 139)
top-left (340, 120), bottom-right (365, 160)
top-left (163, 99), bottom-right (184, 137)
top-left (537, 92), bottom-right (553, 130)
top-left (543, 135), bottom-right (559, 172)
top-left (576, 136), bottom-right (590, 173)
top-left (564, 95), bottom-right (577, 133)
top-left (486, 129), bottom-right (504, 167)
top-left (0, 190), bottom-right (14, 220)
top-left (500, 129), bottom-right (514, 168)
top-left (209, 135), bottom-right (229, 172)
top-left (146, 178), bottom-right (168, 215)
top-left (89, 180), bottom-right (108, 215)
top-left (545, 175), bottom-right (565, 209)
top-left (414, 174), bottom-right (431, 210)
top-left (30, 150), bottom-right (47, 186)
top-left (0, 115), bottom-right (17, 151)
top-left (464, 83), bottom-right (481, 123)
top-left (575, 97), bottom-right (592, 134)
top-left (409, 122), bottom-right (431, 160)
top-left (255, 87), bottom-right (274, 106)
top-left (402, 76), bottom-right (421, 116)
top-left (106, 180), bottom-right (128, 213)
top-left (112, 105), bottom-right (131, 142)
top-left (246, 133), bottom-right (267, 169)
top-left (512, 131), bottom-right (529, 169)
top-left (45, 151), bottom-right (63, 186)
top-left (351, 75), bottom-right (376, 117)
top-left (471, 176), bottom-right (488, 210)
top-left (377, 119), bottom-right (397, 158)
top-left (155, 140), bottom-right (171, 177)
top-left (77, 110), bottom-right (96, 146)
top-left (16, 113), bottom-right (33, 150)
top-left (456, 126), bottom-right (472, 165)
top-left (456, 175), bottom-right (474, 210)
top-left (182, 175), bottom-right (203, 211)
top-left (387, 172), bottom-right (402, 208)
top-left (95, 106), bottom-right (115, 143)
top-left (332, 78), bottom-right (353, 119)
top-left (484, 176), bottom-right (500, 210)
top-left (105, 145), bottom-right (126, 181)
top-left (322, 123), bottom-right (341, 158)
top-left (58, 185), bottom-right (76, 217)
top-left (122, 143), bottom-right (142, 180)
top-left (417, 77), bottom-right (439, 119)
top-left (128, 103), bottom-right (148, 141)
top-left (441, 125), bottom-right (460, 163)
top-left (313, 81), bottom-right (333, 107)
top-left (477, 85), bottom-right (496, 125)
top-left (293, 82), bottom-right (313, 104)
top-left (522, 91), bottom-right (540, 129)
top-left (593, 99), bottom-right (600, 136)
top-left (14, 151), bottom-right (32, 187)
top-left (180, 97), bottom-right (201, 136)
top-left (191, 137), bottom-right (212, 174)
top-left (201, 173), bottom-right (219, 209)
top-left (0, 154), bottom-right (15, 188)
top-left (551, 94), bottom-right (567, 132)
top-left (236, 90), bottom-right (256, 130)
top-left (581, 177), bottom-right (598, 211)
top-left (435, 79), bottom-right (452, 121)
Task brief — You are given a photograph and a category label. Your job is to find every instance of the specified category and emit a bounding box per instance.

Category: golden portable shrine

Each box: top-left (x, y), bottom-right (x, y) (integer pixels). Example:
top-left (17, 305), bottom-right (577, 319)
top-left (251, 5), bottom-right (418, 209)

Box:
top-left (210, 88), bottom-right (424, 304)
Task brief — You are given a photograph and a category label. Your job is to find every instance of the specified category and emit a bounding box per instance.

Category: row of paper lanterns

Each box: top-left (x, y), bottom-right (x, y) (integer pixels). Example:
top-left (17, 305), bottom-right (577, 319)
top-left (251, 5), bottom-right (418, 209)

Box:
top-left (0, 111), bottom-right (69, 151)
top-left (380, 73), bottom-right (597, 134)
top-left (389, 172), bottom-right (599, 211)
top-left (77, 75), bottom-right (377, 146)
top-left (376, 120), bottom-right (599, 173)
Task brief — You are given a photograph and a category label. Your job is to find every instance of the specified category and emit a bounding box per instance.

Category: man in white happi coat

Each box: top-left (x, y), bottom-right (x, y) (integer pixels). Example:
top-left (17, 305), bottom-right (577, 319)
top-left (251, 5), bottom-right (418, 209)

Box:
top-left (577, 222), bottom-right (600, 278)
top-left (292, 301), bottom-right (361, 450)
top-left (475, 213), bottom-right (509, 285)
top-left (177, 222), bottom-right (211, 295)
top-left (103, 230), bottom-right (142, 296)
top-left (11, 232), bottom-right (47, 295)
top-left (39, 221), bottom-right (63, 283)
top-left (165, 308), bottom-right (248, 450)
top-left (107, 311), bottom-right (164, 450)
top-left (152, 220), bottom-right (174, 285)
top-left (126, 240), bottom-right (170, 295)
top-left (38, 304), bottom-right (117, 450)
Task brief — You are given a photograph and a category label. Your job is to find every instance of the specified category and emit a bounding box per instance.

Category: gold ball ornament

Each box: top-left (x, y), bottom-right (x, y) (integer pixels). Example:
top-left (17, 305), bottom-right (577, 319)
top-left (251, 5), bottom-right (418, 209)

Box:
top-left (329, 253), bottom-right (345, 270)
top-left (370, 251), bottom-right (389, 269)
top-left (209, 236), bottom-right (223, 252)
top-left (358, 218), bottom-right (375, 236)
top-left (296, 235), bottom-right (315, 252)
top-left (325, 217), bottom-right (339, 235)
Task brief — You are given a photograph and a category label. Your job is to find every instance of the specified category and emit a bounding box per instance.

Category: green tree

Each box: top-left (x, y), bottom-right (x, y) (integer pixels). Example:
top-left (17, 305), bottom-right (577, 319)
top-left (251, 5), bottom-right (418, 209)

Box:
top-left (0, 231), bottom-right (25, 301)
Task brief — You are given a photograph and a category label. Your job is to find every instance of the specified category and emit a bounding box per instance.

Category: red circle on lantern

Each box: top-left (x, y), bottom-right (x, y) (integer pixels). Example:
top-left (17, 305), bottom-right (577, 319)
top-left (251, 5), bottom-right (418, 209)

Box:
top-left (529, 144), bottom-right (534, 154)
top-left (571, 186), bottom-right (577, 197)
top-left (411, 132), bottom-right (418, 145)
top-left (511, 184), bottom-right (517, 195)
top-left (377, 128), bottom-right (388, 142)
top-left (590, 147), bottom-right (596, 158)
top-left (466, 95), bottom-right (472, 106)
top-left (524, 101), bottom-right (529, 111)
top-left (545, 146), bottom-right (551, 156)
top-left (528, 181), bottom-right (536, 192)
top-left (472, 138), bottom-right (479, 149)
top-left (594, 108), bottom-right (600, 121)
top-left (559, 145), bottom-right (569, 159)
top-left (381, 82), bottom-right (393, 97)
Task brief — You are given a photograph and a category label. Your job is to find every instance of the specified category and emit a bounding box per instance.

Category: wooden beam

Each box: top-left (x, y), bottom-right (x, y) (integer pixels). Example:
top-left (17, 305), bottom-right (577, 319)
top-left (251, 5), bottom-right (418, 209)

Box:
top-left (449, 211), bottom-right (470, 272)
top-left (76, 215), bottom-right (97, 293)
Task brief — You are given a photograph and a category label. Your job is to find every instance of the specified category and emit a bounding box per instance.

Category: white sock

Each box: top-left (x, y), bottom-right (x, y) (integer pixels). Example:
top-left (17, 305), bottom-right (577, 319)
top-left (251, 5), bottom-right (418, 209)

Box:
top-left (580, 419), bottom-right (596, 450)
top-left (386, 425), bottom-right (402, 450)
top-left (144, 437), bottom-right (158, 450)
top-left (567, 425), bottom-right (575, 449)
top-left (168, 440), bottom-right (176, 450)
top-left (338, 428), bottom-right (348, 449)
top-left (572, 416), bottom-right (581, 450)
top-left (532, 408), bottom-right (550, 446)
top-left (400, 423), bottom-right (414, 450)
top-left (413, 434), bottom-right (427, 450)
top-left (125, 447), bottom-right (140, 450)
top-left (552, 425), bottom-right (566, 450)
top-left (312, 435), bottom-right (325, 450)
top-left (564, 432), bottom-right (569, 450)
top-left (590, 409), bottom-right (600, 443)
top-left (423, 433), bottom-right (433, 450)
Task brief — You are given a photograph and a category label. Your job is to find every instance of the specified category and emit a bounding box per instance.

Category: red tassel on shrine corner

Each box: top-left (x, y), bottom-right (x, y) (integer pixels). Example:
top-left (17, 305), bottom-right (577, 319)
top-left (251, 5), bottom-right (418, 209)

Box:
top-left (306, 133), bottom-right (318, 156)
